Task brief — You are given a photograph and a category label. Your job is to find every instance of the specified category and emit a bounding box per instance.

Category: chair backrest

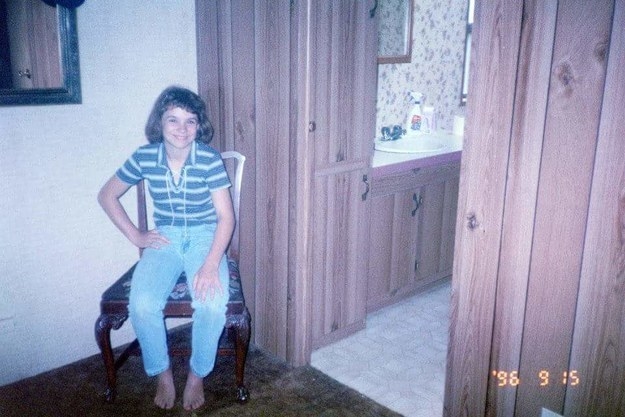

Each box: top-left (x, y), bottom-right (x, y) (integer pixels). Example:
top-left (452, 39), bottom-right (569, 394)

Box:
top-left (136, 150), bottom-right (246, 260)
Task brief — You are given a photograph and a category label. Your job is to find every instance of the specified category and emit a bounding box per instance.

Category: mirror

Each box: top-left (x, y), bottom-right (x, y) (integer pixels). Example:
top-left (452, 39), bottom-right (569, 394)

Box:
top-left (0, 2), bottom-right (81, 106)
top-left (377, 0), bottom-right (413, 64)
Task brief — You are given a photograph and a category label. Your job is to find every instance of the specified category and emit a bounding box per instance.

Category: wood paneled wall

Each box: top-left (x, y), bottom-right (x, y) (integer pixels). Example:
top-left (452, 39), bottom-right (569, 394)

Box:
top-left (196, 1), bottom-right (377, 365)
top-left (196, 0), bottom-right (292, 358)
top-left (445, 0), bottom-right (625, 415)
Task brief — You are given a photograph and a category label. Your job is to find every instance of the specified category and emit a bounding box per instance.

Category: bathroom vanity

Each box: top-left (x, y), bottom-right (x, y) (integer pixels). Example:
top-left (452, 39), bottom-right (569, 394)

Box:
top-left (367, 134), bottom-right (462, 312)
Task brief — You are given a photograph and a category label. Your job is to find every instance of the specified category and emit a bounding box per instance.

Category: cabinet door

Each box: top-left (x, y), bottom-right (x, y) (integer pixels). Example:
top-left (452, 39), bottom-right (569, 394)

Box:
top-left (416, 177), bottom-right (459, 280)
top-left (308, 0), bottom-right (377, 348)
top-left (367, 188), bottom-right (421, 310)
top-left (392, 189), bottom-right (422, 292)
top-left (367, 163), bottom-right (460, 312)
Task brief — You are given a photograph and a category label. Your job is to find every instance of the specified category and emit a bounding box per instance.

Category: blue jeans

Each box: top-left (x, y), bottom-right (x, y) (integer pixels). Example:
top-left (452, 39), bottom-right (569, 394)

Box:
top-left (128, 224), bottom-right (229, 378)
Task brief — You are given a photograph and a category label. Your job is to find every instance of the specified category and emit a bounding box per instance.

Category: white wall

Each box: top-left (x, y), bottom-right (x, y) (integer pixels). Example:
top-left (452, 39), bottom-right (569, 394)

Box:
top-left (0, 1), bottom-right (197, 386)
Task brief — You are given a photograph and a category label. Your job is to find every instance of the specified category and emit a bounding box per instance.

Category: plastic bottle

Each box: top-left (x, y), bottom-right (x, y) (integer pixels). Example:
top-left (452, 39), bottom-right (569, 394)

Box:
top-left (405, 91), bottom-right (425, 135)
top-left (422, 105), bottom-right (436, 133)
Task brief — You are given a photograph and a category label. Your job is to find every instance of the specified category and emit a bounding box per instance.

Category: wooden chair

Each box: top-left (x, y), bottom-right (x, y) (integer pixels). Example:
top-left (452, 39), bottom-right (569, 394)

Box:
top-left (95, 151), bottom-right (250, 403)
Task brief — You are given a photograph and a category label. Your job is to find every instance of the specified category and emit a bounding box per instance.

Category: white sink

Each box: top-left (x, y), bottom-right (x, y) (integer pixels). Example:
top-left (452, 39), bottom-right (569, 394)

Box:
top-left (374, 133), bottom-right (446, 154)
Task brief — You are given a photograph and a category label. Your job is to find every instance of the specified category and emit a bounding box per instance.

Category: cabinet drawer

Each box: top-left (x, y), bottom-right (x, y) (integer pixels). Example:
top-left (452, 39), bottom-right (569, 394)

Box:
top-left (371, 161), bottom-right (460, 197)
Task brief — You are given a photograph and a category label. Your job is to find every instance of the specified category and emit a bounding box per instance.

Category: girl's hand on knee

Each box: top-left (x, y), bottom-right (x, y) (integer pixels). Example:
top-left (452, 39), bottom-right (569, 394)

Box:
top-left (193, 266), bottom-right (223, 303)
top-left (132, 229), bottom-right (170, 249)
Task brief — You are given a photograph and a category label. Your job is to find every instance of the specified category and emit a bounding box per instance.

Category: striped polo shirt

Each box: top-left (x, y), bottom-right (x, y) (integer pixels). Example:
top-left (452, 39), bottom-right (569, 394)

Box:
top-left (116, 141), bottom-right (231, 227)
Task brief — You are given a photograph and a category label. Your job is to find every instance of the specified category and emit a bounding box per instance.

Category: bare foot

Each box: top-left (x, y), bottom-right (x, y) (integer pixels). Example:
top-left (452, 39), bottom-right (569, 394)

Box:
top-left (183, 371), bottom-right (205, 411)
top-left (154, 368), bottom-right (176, 409)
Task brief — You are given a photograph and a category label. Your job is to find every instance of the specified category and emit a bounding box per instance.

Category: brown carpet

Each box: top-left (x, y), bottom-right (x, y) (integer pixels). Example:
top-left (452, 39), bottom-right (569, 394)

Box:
top-left (0, 328), bottom-right (403, 417)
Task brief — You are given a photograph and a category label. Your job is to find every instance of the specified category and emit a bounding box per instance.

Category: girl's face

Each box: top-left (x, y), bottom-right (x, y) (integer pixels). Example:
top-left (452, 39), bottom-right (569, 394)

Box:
top-left (161, 106), bottom-right (199, 152)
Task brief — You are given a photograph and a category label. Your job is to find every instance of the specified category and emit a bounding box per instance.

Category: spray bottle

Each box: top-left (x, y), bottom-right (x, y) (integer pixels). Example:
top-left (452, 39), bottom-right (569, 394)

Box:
top-left (405, 91), bottom-right (426, 134)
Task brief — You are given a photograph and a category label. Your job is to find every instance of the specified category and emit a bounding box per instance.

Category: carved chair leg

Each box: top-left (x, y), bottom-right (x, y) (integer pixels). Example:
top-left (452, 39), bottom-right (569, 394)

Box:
top-left (234, 311), bottom-right (251, 403)
top-left (94, 313), bottom-right (128, 403)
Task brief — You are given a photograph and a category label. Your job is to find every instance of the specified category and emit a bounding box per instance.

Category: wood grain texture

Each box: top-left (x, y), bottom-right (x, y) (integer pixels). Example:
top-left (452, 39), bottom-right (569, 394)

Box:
top-left (515, 0), bottom-right (613, 414)
top-left (367, 164), bottom-right (459, 313)
top-left (446, 0), bottom-right (624, 415)
top-left (439, 175), bottom-right (459, 273)
top-left (253, 0), bottom-right (292, 358)
top-left (372, 163), bottom-right (460, 197)
top-left (444, 1), bottom-right (524, 415)
top-left (197, 0), bottom-right (260, 328)
top-left (418, 182), bottom-right (446, 279)
top-left (286, 0), bottom-right (316, 366)
top-left (308, 0), bottom-right (376, 349)
top-left (485, 1), bottom-right (557, 415)
top-left (229, 1), bottom-right (258, 335)
top-left (565, 0), bottom-right (625, 414)
top-left (367, 195), bottom-right (396, 306)
top-left (5, 0), bottom-right (61, 88)
top-left (196, 0), bottom-right (291, 358)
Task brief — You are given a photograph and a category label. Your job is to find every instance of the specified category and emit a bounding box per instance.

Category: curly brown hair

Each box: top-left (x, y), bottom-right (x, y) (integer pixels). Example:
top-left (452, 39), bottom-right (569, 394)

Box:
top-left (144, 86), bottom-right (214, 144)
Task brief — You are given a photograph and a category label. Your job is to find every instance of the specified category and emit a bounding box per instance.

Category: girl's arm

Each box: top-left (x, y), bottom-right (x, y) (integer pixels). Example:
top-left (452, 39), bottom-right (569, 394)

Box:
top-left (97, 175), bottom-right (169, 249)
top-left (193, 187), bottom-right (235, 302)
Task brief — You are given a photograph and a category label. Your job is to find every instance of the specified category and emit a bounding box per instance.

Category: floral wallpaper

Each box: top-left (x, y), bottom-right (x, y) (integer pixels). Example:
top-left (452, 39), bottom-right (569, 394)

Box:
top-left (376, 0), bottom-right (469, 138)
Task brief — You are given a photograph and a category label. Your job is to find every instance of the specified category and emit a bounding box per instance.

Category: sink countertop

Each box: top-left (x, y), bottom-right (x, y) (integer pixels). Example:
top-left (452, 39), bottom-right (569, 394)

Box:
top-left (371, 132), bottom-right (463, 178)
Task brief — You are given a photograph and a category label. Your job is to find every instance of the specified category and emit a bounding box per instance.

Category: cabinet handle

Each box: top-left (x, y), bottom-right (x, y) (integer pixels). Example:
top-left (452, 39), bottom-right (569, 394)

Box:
top-left (412, 193), bottom-right (423, 216)
top-left (362, 174), bottom-right (370, 201)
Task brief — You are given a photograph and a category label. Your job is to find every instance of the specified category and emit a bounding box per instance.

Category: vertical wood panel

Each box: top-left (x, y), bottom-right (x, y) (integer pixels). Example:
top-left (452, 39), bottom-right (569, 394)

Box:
top-left (309, 0), bottom-right (375, 348)
top-left (439, 176), bottom-right (459, 273)
top-left (311, 1), bottom-right (332, 168)
top-left (197, 0), bottom-right (377, 365)
top-left (447, 0), bottom-right (624, 414)
top-left (196, 0), bottom-right (223, 145)
top-left (351, 0), bottom-right (378, 165)
top-left (254, 0), bottom-right (292, 357)
top-left (485, 1), bottom-right (557, 415)
top-left (196, 0), bottom-right (257, 332)
top-left (229, 1), bottom-right (257, 323)
top-left (565, 0), bottom-right (625, 414)
top-left (367, 196), bottom-right (395, 304)
top-left (345, 171), bottom-right (369, 327)
top-left (391, 190), bottom-right (420, 293)
top-left (516, 0), bottom-right (613, 414)
top-left (287, 0), bottom-right (315, 365)
top-left (196, 0), bottom-right (292, 358)
top-left (418, 182), bottom-right (445, 279)
top-left (444, 0), bottom-right (523, 415)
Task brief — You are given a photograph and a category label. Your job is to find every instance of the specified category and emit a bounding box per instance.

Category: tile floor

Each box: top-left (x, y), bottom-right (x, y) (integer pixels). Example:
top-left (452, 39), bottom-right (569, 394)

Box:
top-left (311, 279), bottom-right (451, 417)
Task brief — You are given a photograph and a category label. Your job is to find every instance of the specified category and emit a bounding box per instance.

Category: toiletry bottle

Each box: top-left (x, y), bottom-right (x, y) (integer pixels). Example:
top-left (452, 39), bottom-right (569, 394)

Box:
top-left (405, 91), bottom-right (425, 134)
top-left (422, 105), bottom-right (436, 134)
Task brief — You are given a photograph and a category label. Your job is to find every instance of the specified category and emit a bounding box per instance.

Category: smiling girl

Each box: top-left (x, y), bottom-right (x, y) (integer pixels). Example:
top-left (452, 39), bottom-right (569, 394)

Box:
top-left (98, 86), bottom-right (234, 411)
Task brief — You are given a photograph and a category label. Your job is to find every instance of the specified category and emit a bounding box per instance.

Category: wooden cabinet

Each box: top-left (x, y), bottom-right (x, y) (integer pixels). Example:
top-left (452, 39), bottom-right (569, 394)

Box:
top-left (367, 162), bottom-right (459, 312)
top-left (307, 0), bottom-right (378, 349)
top-left (196, 0), bottom-right (378, 362)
